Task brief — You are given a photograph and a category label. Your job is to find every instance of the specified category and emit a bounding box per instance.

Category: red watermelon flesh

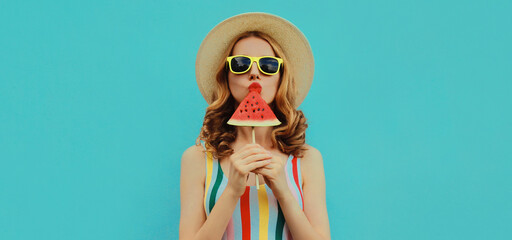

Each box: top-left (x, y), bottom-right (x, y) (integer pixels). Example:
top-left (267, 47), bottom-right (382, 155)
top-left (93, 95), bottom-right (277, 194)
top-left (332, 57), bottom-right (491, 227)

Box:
top-left (227, 82), bottom-right (281, 127)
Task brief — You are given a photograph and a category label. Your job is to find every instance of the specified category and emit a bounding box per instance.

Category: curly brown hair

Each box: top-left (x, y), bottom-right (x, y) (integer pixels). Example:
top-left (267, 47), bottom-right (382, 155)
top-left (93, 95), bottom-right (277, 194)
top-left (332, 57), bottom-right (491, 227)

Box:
top-left (196, 31), bottom-right (308, 159)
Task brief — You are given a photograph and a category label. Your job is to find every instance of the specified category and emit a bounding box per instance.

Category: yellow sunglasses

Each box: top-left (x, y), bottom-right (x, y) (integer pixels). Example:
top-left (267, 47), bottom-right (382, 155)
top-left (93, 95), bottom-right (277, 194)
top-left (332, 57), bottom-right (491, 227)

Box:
top-left (226, 55), bottom-right (283, 75)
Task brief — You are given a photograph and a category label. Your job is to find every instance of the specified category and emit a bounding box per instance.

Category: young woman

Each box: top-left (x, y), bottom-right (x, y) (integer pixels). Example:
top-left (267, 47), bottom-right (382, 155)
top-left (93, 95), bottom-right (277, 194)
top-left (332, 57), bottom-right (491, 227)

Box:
top-left (180, 13), bottom-right (330, 240)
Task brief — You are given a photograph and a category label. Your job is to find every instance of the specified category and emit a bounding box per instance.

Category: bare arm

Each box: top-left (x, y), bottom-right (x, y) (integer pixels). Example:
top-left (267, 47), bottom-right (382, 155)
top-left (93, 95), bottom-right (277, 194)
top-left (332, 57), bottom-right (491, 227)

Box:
top-left (275, 145), bottom-right (331, 240)
top-left (179, 145), bottom-right (239, 240)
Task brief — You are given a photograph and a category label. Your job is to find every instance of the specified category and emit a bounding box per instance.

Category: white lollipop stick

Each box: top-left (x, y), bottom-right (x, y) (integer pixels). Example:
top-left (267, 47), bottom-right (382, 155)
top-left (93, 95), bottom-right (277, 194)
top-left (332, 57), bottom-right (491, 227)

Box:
top-left (252, 126), bottom-right (260, 190)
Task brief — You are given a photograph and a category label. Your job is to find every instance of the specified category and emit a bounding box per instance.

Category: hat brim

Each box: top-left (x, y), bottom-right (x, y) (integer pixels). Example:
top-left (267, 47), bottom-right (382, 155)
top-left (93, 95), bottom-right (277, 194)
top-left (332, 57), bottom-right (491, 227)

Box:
top-left (195, 12), bottom-right (314, 108)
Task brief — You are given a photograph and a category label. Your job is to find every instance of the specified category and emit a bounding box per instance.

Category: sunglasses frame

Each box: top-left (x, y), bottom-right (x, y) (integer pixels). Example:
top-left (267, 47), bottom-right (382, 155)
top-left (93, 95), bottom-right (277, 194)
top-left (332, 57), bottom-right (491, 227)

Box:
top-left (226, 55), bottom-right (283, 76)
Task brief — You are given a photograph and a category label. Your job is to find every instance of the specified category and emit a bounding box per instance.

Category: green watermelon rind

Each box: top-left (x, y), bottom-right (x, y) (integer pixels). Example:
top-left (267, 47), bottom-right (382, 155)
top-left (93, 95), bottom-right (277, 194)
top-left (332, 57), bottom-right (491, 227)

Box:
top-left (227, 118), bottom-right (281, 127)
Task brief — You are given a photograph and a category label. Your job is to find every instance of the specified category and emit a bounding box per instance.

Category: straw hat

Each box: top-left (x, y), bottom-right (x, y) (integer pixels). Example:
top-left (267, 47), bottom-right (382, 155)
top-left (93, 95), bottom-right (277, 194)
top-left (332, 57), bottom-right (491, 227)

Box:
top-left (195, 12), bottom-right (314, 108)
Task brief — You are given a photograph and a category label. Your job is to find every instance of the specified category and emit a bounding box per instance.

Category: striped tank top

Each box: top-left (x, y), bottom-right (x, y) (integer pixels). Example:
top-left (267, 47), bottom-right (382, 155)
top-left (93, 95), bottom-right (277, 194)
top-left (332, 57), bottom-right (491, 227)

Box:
top-left (201, 141), bottom-right (304, 240)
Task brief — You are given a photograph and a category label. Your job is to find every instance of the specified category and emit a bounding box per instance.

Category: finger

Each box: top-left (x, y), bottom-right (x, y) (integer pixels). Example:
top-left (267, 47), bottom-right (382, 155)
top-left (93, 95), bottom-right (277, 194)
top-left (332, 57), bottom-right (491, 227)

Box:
top-left (238, 147), bottom-right (268, 160)
top-left (252, 167), bottom-right (270, 176)
top-left (245, 159), bottom-right (271, 172)
top-left (241, 153), bottom-right (272, 165)
top-left (252, 165), bottom-right (270, 172)
top-left (230, 147), bottom-right (256, 162)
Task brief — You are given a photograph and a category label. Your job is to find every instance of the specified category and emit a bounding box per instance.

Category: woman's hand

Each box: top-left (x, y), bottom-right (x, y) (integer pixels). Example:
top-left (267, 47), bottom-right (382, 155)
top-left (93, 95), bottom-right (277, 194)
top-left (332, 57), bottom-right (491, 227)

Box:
top-left (225, 144), bottom-right (272, 198)
top-left (252, 151), bottom-right (291, 199)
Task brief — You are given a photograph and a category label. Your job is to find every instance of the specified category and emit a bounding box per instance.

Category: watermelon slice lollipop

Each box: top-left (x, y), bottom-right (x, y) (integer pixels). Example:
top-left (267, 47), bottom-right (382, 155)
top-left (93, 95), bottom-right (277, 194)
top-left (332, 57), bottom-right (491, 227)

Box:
top-left (228, 82), bottom-right (281, 127)
top-left (227, 82), bottom-right (281, 189)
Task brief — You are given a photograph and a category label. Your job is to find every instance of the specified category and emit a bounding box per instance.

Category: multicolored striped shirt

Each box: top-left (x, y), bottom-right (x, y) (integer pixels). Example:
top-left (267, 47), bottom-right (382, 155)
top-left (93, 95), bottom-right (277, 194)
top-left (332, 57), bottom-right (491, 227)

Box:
top-left (201, 141), bottom-right (304, 240)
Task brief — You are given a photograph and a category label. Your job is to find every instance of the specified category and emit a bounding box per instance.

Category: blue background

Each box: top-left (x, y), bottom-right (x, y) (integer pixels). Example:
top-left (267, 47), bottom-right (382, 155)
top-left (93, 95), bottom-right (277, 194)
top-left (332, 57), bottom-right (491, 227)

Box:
top-left (1, 0), bottom-right (511, 239)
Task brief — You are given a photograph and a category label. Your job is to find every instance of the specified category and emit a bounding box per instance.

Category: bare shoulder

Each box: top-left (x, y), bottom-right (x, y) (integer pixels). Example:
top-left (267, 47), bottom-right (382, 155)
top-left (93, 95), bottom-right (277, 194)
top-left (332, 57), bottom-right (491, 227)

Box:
top-left (300, 144), bottom-right (325, 185)
top-left (182, 144), bottom-right (205, 161)
top-left (181, 144), bottom-right (206, 182)
top-left (302, 143), bottom-right (322, 160)
top-left (301, 143), bottom-right (323, 168)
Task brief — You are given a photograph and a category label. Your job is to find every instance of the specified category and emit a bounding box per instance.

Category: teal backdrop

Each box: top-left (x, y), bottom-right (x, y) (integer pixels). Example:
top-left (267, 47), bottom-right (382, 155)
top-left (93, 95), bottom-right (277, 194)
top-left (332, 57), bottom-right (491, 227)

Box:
top-left (1, 0), bottom-right (511, 239)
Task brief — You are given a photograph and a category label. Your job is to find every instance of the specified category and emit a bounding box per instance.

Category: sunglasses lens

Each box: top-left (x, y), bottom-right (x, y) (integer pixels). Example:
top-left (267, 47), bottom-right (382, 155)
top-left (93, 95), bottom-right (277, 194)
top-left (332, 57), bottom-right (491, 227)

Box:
top-left (231, 56), bottom-right (251, 73)
top-left (259, 57), bottom-right (280, 74)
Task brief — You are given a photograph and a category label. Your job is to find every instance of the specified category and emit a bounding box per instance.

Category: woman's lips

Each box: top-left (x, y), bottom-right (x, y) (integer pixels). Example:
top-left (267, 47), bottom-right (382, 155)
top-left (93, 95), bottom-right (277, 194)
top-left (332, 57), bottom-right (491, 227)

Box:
top-left (248, 82), bottom-right (262, 93)
top-left (249, 82), bottom-right (261, 88)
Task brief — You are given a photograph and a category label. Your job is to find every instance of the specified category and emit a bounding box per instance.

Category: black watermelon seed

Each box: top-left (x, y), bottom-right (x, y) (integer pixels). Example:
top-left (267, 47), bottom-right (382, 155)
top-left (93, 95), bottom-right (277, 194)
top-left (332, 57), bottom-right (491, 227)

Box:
top-left (262, 108), bottom-right (265, 111)
top-left (247, 115), bottom-right (250, 118)
top-left (253, 110), bottom-right (255, 112)
top-left (256, 102), bottom-right (258, 105)
top-left (244, 109), bottom-right (247, 112)
top-left (258, 108), bottom-right (260, 111)
top-left (245, 105), bottom-right (247, 107)
top-left (252, 96), bottom-right (255, 99)
top-left (261, 115), bottom-right (264, 118)
top-left (246, 101), bottom-right (249, 103)
top-left (251, 104), bottom-right (253, 106)
top-left (240, 110), bottom-right (242, 113)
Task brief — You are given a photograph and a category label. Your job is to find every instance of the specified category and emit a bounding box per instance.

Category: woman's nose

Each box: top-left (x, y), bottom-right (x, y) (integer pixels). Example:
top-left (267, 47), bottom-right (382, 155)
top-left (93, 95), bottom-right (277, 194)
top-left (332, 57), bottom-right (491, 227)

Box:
top-left (249, 61), bottom-right (260, 79)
